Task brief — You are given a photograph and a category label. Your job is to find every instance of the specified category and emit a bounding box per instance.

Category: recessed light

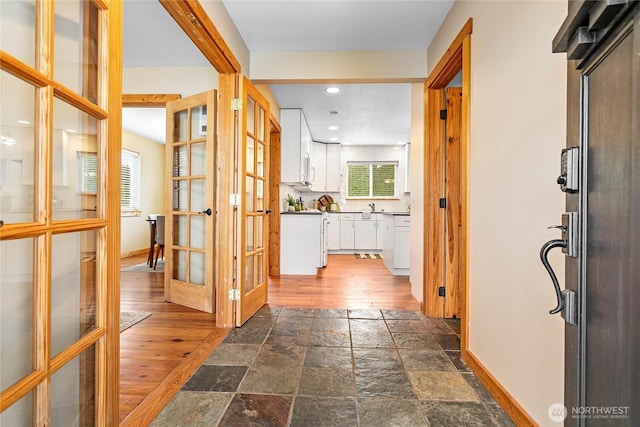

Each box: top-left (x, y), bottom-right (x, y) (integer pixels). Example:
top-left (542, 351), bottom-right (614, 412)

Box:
top-left (0, 135), bottom-right (17, 146)
top-left (330, 137), bottom-right (338, 141)
top-left (326, 87), bottom-right (340, 94)
top-left (65, 129), bottom-right (77, 133)
top-left (17, 120), bottom-right (31, 125)
top-left (328, 126), bottom-right (338, 131)
top-left (328, 110), bottom-right (339, 115)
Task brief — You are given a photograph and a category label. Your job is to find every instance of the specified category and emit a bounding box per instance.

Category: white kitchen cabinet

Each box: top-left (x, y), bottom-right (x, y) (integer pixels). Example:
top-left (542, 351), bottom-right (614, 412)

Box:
top-left (326, 213), bottom-right (340, 250)
top-left (309, 141), bottom-right (326, 192)
top-left (281, 109), bottom-right (312, 184)
top-left (325, 143), bottom-right (341, 192)
top-left (383, 214), bottom-right (410, 276)
top-left (281, 213), bottom-right (323, 274)
top-left (374, 214), bottom-right (384, 250)
top-left (354, 219), bottom-right (376, 250)
top-left (404, 143), bottom-right (411, 193)
top-left (339, 214), bottom-right (355, 250)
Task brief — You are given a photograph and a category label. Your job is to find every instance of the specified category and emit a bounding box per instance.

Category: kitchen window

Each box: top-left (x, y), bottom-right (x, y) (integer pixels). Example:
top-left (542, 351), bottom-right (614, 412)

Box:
top-left (347, 162), bottom-right (397, 198)
top-left (121, 149), bottom-right (141, 215)
top-left (77, 151), bottom-right (98, 194)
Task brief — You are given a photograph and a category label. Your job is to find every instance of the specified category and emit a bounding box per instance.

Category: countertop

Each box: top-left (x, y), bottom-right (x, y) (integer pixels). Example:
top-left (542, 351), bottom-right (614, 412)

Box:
top-left (281, 211), bottom-right (322, 215)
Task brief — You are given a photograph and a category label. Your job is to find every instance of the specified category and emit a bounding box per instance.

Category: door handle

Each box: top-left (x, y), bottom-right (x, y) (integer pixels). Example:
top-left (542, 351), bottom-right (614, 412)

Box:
top-left (199, 208), bottom-right (212, 216)
top-left (540, 238), bottom-right (566, 314)
top-left (257, 210), bottom-right (273, 214)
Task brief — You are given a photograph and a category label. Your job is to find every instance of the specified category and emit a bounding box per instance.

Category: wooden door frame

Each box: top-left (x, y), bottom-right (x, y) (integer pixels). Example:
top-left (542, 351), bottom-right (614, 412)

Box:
top-left (423, 18), bottom-right (472, 342)
top-left (268, 116), bottom-right (282, 277)
top-left (159, 1), bottom-right (242, 329)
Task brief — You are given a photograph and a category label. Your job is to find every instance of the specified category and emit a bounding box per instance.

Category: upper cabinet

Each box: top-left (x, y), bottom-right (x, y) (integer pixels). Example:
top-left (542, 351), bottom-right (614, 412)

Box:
top-left (404, 143), bottom-right (411, 193)
top-left (309, 141), bottom-right (326, 192)
top-left (325, 143), bottom-right (341, 192)
top-left (281, 109), bottom-right (312, 184)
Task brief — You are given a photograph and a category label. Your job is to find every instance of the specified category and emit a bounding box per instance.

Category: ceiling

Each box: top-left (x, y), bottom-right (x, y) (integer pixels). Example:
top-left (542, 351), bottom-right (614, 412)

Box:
top-left (122, 0), bottom-right (454, 145)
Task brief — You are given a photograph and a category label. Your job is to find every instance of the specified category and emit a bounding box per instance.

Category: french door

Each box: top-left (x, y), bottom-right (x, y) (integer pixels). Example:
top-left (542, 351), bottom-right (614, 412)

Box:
top-left (165, 91), bottom-right (217, 313)
top-left (0, 1), bottom-right (122, 425)
top-left (236, 76), bottom-right (270, 326)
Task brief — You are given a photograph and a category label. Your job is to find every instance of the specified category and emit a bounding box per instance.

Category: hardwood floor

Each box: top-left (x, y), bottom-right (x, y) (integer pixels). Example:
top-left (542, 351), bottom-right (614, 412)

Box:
top-left (269, 254), bottom-right (421, 310)
top-left (119, 253), bottom-right (420, 424)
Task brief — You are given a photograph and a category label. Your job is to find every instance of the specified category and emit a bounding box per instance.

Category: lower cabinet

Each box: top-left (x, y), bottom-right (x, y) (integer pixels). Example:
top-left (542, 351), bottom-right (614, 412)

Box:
top-left (354, 220), bottom-right (376, 250)
top-left (339, 216), bottom-right (355, 250)
top-left (383, 214), bottom-right (410, 276)
top-left (326, 213), bottom-right (341, 250)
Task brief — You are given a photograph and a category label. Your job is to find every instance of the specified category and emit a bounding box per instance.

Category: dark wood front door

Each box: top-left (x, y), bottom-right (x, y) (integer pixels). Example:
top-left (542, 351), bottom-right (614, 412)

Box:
top-left (555, 2), bottom-right (639, 425)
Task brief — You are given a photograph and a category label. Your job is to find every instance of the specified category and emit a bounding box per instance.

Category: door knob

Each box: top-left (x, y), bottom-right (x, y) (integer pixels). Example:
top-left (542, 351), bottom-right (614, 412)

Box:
top-left (199, 208), bottom-right (212, 216)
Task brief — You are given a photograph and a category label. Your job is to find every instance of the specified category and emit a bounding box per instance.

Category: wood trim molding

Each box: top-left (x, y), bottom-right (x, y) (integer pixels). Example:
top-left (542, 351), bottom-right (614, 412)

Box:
top-left (159, 0), bottom-right (241, 73)
top-left (425, 18), bottom-right (473, 89)
top-left (463, 350), bottom-right (537, 426)
top-left (119, 328), bottom-right (229, 426)
top-left (122, 93), bottom-right (181, 107)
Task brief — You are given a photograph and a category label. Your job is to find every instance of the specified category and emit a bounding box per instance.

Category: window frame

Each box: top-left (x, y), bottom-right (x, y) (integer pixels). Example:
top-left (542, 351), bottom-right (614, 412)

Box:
top-left (76, 151), bottom-right (98, 194)
top-left (346, 161), bottom-right (399, 199)
top-left (120, 148), bottom-right (141, 216)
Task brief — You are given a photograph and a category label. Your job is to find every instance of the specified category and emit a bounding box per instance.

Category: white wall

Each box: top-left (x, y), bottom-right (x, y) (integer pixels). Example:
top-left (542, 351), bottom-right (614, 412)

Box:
top-left (123, 67), bottom-right (218, 96)
top-left (409, 83), bottom-right (425, 304)
top-left (427, 2), bottom-right (567, 425)
top-left (250, 50), bottom-right (427, 82)
top-left (120, 130), bottom-right (165, 256)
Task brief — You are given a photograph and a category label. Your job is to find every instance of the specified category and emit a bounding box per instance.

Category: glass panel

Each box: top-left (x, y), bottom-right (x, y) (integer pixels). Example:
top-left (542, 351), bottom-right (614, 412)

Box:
top-left (0, 238), bottom-right (34, 391)
top-left (246, 137), bottom-right (255, 174)
top-left (257, 253), bottom-right (264, 285)
top-left (245, 177), bottom-right (254, 213)
top-left (256, 180), bottom-right (264, 212)
top-left (372, 164), bottom-right (396, 197)
top-left (51, 345), bottom-right (96, 427)
top-left (172, 215), bottom-right (187, 247)
top-left (173, 249), bottom-right (186, 282)
top-left (0, 389), bottom-right (33, 426)
top-left (347, 164), bottom-right (371, 197)
top-left (191, 142), bottom-right (206, 176)
top-left (246, 96), bottom-right (255, 136)
top-left (246, 216), bottom-right (254, 252)
top-left (173, 110), bottom-right (188, 142)
top-left (189, 252), bottom-right (205, 286)
top-left (190, 216), bottom-right (205, 249)
top-left (172, 180), bottom-right (188, 211)
top-left (0, 71), bottom-right (36, 223)
top-left (190, 179), bottom-right (205, 213)
top-left (245, 255), bottom-right (255, 292)
top-left (0, 0), bottom-right (36, 68)
top-left (54, 0), bottom-right (99, 103)
top-left (52, 97), bottom-right (100, 221)
top-left (51, 231), bottom-right (97, 357)
top-left (256, 142), bottom-right (264, 177)
top-left (256, 216), bottom-right (264, 250)
top-left (258, 106), bottom-right (266, 141)
top-left (173, 145), bottom-right (187, 177)
top-left (191, 105), bottom-right (206, 139)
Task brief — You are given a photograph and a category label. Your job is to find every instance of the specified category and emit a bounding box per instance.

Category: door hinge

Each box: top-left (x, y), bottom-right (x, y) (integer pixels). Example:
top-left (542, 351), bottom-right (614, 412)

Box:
top-left (440, 109), bottom-right (448, 120)
top-left (438, 286), bottom-right (446, 297)
top-left (439, 198), bottom-right (447, 208)
top-left (231, 98), bottom-right (242, 111)
top-left (230, 193), bottom-right (241, 206)
top-left (228, 288), bottom-right (240, 301)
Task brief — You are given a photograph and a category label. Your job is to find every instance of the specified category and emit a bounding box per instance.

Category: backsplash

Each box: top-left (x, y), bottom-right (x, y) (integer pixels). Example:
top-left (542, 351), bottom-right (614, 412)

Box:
top-left (279, 184), bottom-right (409, 213)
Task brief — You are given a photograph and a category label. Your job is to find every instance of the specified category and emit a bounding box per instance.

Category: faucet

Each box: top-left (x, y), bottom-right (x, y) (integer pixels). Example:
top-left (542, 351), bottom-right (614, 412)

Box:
top-left (368, 203), bottom-right (375, 212)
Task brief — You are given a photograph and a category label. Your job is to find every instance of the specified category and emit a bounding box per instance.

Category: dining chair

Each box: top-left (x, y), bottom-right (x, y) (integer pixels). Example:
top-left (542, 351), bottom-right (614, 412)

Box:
top-left (154, 215), bottom-right (165, 270)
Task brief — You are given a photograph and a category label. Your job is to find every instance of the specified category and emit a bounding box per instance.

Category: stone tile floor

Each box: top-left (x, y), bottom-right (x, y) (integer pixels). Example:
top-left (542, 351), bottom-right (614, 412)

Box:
top-left (151, 307), bottom-right (516, 427)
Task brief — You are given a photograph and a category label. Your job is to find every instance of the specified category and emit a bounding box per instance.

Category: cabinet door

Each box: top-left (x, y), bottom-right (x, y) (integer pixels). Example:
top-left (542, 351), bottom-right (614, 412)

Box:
top-left (280, 109), bottom-right (303, 183)
top-left (375, 221), bottom-right (384, 250)
top-left (395, 227), bottom-right (410, 269)
top-left (354, 220), bottom-right (376, 250)
top-left (309, 141), bottom-right (326, 191)
top-left (340, 220), bottom-right (355, 250)
top-left (325, 143), bottom-right (341, 192)
top-left (327, 214), bottom-right (340, 250)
